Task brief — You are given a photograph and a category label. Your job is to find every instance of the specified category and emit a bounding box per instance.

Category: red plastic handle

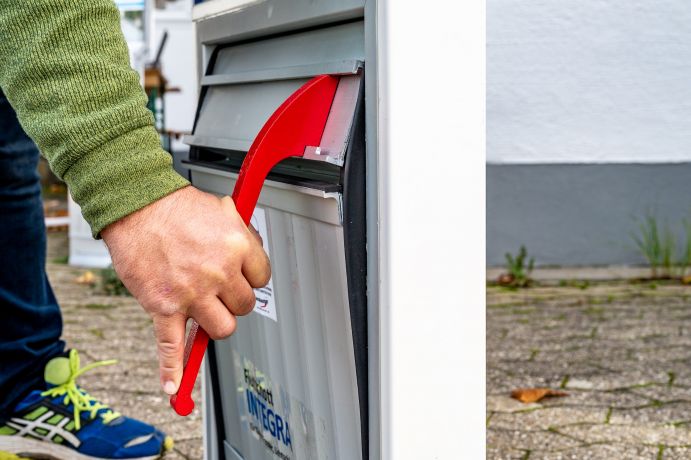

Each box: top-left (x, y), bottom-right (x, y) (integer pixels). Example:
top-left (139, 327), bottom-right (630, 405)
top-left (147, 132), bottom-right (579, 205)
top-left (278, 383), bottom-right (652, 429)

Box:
top-left (170, 75), bottom-right (339, 416)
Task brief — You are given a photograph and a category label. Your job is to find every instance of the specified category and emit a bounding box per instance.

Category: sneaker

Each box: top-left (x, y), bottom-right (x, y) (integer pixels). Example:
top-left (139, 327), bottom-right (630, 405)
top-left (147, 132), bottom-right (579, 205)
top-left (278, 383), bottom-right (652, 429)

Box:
top-left (0, 350), bottom-right (174, 459)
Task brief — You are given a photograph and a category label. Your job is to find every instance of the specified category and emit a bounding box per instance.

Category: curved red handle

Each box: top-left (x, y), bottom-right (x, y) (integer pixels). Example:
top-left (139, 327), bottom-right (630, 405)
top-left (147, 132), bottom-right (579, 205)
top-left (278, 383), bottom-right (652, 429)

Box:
top-left (170, 75), bottom-right (339, 416)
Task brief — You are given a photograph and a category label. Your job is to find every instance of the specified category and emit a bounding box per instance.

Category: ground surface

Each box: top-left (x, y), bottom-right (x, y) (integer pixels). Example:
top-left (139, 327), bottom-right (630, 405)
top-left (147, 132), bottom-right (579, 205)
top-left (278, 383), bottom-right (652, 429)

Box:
top-left (46, 231), bottom-right (202, 460)
top-left (487, 279), bottom-right (691, 459)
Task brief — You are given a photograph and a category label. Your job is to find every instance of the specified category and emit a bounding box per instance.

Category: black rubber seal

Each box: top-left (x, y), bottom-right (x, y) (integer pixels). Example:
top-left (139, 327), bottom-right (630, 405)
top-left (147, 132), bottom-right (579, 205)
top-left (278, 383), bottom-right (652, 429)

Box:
top-left (206, 340), bottom-right (227, 460)
top-left (342, 75), bottom-right (368, 460)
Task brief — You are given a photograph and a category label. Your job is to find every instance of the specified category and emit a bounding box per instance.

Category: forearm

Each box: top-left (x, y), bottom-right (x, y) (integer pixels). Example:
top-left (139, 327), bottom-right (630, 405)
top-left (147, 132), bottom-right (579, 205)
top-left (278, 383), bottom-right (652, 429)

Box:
top-left (0, 0), bottom-right (188, 235)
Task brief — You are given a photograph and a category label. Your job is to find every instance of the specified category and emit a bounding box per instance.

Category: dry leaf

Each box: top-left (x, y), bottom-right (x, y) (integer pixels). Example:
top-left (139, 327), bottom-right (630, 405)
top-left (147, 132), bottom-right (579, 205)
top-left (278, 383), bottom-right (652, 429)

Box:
top-left (44, 209), bottom-right (68, 218)
top-left (682, 275), bottom-right (691, 285)
top-left (510, 388), bottom-right (568, 403)
top-left (75, 271), bottom-right (96, 285)
top-left (497, 273), bottom-right (515, 286)
top-left (49, 183), bottom-right (66, 194)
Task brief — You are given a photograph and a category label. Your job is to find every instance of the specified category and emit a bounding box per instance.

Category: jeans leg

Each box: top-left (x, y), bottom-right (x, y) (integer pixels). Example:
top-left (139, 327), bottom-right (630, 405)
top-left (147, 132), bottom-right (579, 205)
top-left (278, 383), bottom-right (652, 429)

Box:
top-left (0, 90), bottom-right (64, 421)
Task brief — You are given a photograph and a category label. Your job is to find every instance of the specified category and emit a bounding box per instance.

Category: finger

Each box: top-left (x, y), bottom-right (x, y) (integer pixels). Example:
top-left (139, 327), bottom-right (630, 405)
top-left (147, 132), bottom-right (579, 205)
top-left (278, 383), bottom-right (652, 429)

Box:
top-left (242, 233), bottom-right (271, 288)
top-left (248, 224), bottom-right (263, 246)
top-left (219, 195), bottom-right (271, 287)
top-left (220, 195), bottom-right (244, 225)
top-left (218, 276), bottom-right (256, 317)
top-left (191, 296), bottom-right (237, 340)
top-left (152, 312), bottom-right (187, 395)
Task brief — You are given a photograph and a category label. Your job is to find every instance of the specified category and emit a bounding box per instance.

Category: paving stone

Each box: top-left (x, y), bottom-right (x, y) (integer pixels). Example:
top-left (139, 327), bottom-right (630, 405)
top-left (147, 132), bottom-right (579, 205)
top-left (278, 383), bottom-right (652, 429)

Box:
top-left (609, 402), bottom-right (691, 425)
top-left (661, 446), bottom-right (691, 459)
top-left (487, 428), bottom-right (582, 451)
top-left (487, 396), bottom-right (542, 413)
top-left (489, 407), bottom-right (608, 430)
top-left (558, 424), bottom-right (691, 446)
top-left (561, 369), bottom-right (671, 392)
top-left (552, 389), bottom-right (652, 409)
top-left (485, 446), bottom-right (528, 460)
top-left (628, 385), bottom-right (691, 403)
top-left (529, 444), bottom-right (659, 459)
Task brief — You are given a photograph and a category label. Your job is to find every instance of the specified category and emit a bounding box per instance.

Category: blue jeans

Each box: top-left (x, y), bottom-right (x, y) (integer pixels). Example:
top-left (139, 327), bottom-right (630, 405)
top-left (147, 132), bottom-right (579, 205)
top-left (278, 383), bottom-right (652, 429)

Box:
top-left (0, 90), bottom-right (65, 422)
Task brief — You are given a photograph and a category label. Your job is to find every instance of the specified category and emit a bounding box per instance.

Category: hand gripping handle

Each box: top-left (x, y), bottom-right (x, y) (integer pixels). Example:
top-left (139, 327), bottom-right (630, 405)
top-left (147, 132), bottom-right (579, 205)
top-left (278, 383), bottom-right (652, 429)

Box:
top-left (170, 75), bottom-right (339, 416)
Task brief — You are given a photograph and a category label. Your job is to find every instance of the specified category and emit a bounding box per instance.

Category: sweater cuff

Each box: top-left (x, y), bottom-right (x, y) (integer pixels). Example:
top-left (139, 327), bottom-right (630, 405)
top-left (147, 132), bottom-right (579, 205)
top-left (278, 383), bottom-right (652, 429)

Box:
top-left (64, 126), bottom-right (190, 237)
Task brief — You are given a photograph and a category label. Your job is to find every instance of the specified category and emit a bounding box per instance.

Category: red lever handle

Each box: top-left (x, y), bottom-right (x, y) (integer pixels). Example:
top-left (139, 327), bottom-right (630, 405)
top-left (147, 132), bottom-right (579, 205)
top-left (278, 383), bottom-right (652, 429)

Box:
top-left (170, 74), bottom-right (339, 416)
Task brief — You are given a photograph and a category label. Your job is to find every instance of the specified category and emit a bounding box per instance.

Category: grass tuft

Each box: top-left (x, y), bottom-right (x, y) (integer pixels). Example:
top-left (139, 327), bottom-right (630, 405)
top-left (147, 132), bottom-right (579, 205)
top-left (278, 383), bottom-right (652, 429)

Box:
top-left (84, 303), bottom-right (115, 310)
top-left (101, 266), bottom-right (130, 296)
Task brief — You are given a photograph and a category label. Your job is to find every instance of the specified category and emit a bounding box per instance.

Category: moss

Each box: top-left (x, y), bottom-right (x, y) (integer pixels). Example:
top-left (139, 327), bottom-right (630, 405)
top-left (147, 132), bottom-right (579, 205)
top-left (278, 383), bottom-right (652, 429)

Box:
top-left (89, 328), bottom-right (104, 339)
top-left (584, 306), bottom-right (605, 316)
top-left (51, 255), bottom-right (69, 264)
top-left (589, 327), bottom-right (598, 339)
top-left (101, 266), bottom-right (130, 296)
top-left (83, 303), bottom-right (115, 310)
top-left (559, 375), bottom-right (571, 389)
top-left (667, 371), bottom-right (676, 387)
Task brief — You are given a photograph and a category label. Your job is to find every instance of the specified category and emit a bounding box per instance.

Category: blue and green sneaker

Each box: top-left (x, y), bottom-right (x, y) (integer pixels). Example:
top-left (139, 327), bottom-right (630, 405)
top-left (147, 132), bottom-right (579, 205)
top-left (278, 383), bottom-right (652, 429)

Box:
top-left (0, 350), bottom-right (174, 459)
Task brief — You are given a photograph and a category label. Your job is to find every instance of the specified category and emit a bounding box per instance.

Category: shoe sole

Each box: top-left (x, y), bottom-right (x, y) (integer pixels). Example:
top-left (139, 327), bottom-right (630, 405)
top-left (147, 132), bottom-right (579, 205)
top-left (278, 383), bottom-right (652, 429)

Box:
top-left (0, 436), bottom-right (161, 460)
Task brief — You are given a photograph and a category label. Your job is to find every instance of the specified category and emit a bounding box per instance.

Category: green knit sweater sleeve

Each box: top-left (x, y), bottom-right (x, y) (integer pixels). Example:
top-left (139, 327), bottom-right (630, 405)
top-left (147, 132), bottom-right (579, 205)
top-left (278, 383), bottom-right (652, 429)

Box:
top-left (0, 0), bottom-right (190, 236)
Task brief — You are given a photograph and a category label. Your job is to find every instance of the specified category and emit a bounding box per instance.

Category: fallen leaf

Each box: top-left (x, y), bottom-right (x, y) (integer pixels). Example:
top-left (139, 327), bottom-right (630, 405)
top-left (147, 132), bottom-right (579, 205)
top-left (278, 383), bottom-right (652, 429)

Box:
top-left (49, 183), bottom-right (66, 194)
top-left (497, 273), bottom-right (515, 286)
top-left (682, 275), bottom-right (691, 285)
top-left (44, 209), bottom-right (68, 218)
top-left (510, 388), bottom-right (568, 403)
top-left (75, 271), bottom-right (96, 285)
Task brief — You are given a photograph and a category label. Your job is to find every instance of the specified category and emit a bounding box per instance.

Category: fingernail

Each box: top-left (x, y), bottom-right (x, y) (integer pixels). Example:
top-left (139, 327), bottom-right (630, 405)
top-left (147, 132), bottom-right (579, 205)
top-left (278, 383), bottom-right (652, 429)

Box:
top-left (163, 380), bottom-right (177, 395)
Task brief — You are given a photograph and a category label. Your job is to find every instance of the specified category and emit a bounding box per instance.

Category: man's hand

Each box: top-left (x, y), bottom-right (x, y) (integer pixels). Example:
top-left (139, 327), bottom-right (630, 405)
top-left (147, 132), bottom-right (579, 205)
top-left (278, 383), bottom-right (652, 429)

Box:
top-left (101, 186), bottom-right (271, 395)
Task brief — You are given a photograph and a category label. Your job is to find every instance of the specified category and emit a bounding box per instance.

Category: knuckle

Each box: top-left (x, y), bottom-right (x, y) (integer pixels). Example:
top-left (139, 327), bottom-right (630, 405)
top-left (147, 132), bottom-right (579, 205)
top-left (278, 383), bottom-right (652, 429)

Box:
top-left (223, 231), bottom-right (251, 255)
top-left (159, 363), bottom-right (180, 374)
top-left (157, 303), bottom-right (179, 318)
top-left (143, 285), bottom-right (188, 317)
top-left (208, 317), bottom-right (236, 339)
top-left (248, 259), bottom-right (272, 288)
top-left (199, 261), bottom-right (225, 283)
top-left (258, 261), bottom-right (272, 287)
top-left (220, 195), bottom-right (237, 211)
top-left (157, 339), bottom-right (182, 358)
top-left (236, 289), bottom-right (256, 316)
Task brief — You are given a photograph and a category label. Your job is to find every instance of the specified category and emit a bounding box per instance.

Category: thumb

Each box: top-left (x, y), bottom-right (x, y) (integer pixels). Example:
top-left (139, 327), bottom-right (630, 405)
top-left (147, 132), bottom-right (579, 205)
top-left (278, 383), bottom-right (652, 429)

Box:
top-left (152, 312), bottom-right (187, 395)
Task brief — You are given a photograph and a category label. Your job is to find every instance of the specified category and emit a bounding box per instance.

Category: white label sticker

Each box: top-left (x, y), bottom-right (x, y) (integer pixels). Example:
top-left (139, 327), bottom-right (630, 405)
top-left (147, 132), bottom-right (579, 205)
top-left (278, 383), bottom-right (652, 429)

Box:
top-left (232, 352), bottom-right (328, 459)
top-left (250, 208), bottom-right (277, 321)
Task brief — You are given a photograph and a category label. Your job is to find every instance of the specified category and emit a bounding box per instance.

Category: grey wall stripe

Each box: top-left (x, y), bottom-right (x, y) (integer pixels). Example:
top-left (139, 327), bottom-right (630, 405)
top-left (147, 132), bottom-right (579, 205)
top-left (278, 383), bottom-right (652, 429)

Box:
top-left (487, 163), bottom-right (691, 267)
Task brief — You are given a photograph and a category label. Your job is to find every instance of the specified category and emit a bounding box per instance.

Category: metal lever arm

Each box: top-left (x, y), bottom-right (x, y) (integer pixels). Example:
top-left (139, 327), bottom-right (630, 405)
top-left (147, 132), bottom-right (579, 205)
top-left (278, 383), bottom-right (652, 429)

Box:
top-left (170, 75), bottom-right (339, 416)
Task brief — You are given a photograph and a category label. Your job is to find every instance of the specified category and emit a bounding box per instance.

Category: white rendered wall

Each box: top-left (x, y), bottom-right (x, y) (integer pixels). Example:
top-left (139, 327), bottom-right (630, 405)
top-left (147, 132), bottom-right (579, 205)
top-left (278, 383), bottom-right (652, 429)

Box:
top-left (488, 0), bottom-right (691, 164)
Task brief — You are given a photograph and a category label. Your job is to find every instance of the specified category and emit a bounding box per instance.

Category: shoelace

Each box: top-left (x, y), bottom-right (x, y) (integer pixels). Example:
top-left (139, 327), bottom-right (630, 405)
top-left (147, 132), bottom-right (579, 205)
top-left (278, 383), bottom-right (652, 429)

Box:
top-left (40, 350), bottom-right (122, 430)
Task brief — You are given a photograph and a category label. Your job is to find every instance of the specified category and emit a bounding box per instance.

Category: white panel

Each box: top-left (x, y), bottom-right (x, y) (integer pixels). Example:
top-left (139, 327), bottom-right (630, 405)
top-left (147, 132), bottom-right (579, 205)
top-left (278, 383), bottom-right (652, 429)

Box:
top-left (67, 196), bottom-right (112, 268)
top-left (378, 1), bottom-right (485, 459)
top-left (203, 193), bottom-right (362, 460)
top-left (152, 7), bottom-right (199, 136)
top-left (489, 0), bottom-right (691, 164)
top-left (192, 0), bottom-right (258, 21)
